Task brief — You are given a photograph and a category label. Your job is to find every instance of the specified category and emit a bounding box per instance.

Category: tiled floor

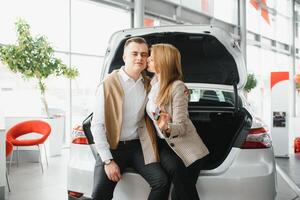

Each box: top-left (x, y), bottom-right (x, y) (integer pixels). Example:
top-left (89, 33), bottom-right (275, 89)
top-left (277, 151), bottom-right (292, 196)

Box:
top-left (276, 155), bottom-right (300, 189)
top-left (276, 155), bottom-right (300, 200)
top-left (4, 149), bottom-right (68, 200)
top-left (4, 149), bottom-right (300, 200)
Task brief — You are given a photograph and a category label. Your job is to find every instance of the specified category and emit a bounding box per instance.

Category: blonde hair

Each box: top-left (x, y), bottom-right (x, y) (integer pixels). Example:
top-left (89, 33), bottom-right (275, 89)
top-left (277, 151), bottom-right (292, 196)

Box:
top-left (151, 43), bottom-right (183, 106)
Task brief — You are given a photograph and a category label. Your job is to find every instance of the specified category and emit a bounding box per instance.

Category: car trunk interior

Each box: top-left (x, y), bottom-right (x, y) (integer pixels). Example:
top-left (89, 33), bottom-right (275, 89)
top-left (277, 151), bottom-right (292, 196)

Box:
top-left (107, 31), bottom-right (252, 170)
top-left (189, 107), bottom-right (251, 170)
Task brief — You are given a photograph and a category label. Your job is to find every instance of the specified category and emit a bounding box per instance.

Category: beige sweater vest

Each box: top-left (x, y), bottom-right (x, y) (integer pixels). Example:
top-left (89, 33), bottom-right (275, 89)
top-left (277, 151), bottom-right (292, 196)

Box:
top-left (103, 71), bottom-right (124, 149)
top-left (102, 70), bottom-right (157, 156)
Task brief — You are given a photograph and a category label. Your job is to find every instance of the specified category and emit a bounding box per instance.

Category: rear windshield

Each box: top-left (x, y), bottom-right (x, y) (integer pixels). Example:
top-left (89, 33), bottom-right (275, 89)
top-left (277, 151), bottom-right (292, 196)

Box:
top-left (189, 88), bottom-right (235, 107)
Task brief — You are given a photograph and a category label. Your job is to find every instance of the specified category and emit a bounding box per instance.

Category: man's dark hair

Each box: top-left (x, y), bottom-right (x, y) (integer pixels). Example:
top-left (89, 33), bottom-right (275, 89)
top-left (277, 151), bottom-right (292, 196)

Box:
top-left (124, 37), bottom-right (148, 49)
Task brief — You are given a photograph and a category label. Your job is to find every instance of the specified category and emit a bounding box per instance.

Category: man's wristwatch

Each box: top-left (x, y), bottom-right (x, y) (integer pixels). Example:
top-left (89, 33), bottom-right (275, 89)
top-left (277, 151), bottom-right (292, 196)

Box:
top-left (104, 159), bottom-right (112, 165)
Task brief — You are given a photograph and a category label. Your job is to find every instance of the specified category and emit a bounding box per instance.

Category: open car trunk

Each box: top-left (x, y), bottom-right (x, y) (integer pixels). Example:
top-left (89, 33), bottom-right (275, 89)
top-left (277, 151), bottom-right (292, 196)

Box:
top-left (97, 26), bottom-right (252, 170)
top-left (107, 28), bottom-right (246, 89)
top-left (189, 104), bottom-right (251, 170)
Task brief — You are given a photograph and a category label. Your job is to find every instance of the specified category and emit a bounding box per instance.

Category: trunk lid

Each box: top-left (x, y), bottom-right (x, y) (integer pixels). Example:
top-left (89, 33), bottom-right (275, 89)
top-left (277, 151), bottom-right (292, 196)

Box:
top-left (100, 25), bottom-right (251, 171)
top-left (101, 25), bottom-right (247, 91)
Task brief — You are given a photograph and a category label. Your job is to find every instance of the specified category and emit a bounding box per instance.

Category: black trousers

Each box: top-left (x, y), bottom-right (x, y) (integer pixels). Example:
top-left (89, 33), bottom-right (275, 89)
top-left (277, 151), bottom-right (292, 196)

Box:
top-left (92, 140), bottom-right (170, 200)
top-left (158, 139), bottom-right (206, 200)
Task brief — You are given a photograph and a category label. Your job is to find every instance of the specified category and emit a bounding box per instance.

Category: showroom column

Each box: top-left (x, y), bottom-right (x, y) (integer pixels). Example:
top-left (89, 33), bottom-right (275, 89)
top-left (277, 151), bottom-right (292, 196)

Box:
top-left (291, 0), bottom-right (296, 117)
top-left (134, 0), bottom-right (145, 28)
top-left (271, 72), bottom-right (291, 157)
top-left (238, 0), bottom-right (247, 65)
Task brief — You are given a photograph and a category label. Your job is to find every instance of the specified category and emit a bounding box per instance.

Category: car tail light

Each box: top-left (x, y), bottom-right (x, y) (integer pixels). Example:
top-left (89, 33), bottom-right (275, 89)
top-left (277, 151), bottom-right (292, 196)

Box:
top-left (68, 190), bottom-right (83, 198)
top-left (71, 125), bottom-right (89, 144)
top-left (241, 127), bottom-right (272, 149)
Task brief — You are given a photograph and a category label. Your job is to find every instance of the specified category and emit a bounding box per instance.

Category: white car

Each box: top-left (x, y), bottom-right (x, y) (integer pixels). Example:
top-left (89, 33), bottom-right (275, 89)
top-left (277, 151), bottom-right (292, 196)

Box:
top-left (67, 25), bottom-right (277, 200)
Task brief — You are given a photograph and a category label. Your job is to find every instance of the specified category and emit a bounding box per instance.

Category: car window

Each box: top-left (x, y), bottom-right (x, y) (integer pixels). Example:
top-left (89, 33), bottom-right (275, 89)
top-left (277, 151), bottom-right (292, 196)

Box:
top-left (189, 88), bottom-right (234, 106)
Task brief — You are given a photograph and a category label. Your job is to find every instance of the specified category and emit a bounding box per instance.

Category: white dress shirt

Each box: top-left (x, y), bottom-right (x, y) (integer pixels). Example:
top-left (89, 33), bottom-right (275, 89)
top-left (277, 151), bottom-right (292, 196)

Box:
top-left (91, 67), bottom-right (146, 162)
top-left (146, 76), bottom-right (166, 139)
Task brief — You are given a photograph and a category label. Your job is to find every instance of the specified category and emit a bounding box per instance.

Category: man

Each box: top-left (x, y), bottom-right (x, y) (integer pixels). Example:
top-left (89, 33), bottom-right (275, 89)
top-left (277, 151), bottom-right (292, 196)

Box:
top-left (91, 37), bottom-right (169, 200)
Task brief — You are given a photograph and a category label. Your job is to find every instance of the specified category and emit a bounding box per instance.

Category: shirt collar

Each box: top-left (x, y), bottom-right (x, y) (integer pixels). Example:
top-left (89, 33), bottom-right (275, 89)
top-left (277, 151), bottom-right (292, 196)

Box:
top-left (119, 66), bottom-right (144, 83)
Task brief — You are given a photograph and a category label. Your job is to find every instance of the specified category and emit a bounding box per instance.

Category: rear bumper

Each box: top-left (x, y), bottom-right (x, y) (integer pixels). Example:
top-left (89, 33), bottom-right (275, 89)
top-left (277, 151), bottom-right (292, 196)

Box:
top-left (198, 148), bottom-right (277, 200)
top-left (68, 145), bottom-right (276, 200)
top-left (68, 144), bottom-right (95, 198)
top-left (68, 196), bottom-right (92, 200)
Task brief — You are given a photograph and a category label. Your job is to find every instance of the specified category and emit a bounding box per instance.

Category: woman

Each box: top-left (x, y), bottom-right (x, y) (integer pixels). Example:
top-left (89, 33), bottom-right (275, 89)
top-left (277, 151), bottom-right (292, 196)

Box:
top-left (146, 43), bottom-right (209, 200)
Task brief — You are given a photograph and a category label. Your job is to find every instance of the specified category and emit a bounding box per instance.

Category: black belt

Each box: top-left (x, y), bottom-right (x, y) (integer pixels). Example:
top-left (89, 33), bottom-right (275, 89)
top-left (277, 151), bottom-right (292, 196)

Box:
top-left (118, 139), bottom-right (139, 145)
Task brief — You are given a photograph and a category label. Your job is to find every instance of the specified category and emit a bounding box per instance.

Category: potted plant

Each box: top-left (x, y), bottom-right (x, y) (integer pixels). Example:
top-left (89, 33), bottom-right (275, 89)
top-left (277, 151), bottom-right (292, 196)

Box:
top-left (243, 73), bottom-right (257, 96)
top-left (0, 19), bottom-right (79, 117)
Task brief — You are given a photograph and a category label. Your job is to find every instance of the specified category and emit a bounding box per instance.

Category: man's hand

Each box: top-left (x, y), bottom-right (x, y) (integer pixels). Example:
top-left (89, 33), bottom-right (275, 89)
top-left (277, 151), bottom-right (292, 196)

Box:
top-left (104, 160), bottom-right (122, 182)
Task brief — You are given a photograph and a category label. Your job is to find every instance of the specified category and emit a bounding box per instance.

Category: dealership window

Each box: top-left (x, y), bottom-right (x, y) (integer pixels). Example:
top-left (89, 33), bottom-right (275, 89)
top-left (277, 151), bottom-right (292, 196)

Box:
top-left (213, 0), bottom-right (237, 25)
top-left (245, 0), bottom-right (297, 127)
top-left (0, 0), bottom-right (69, 51)
top-left (0, 0), bottom-right (69, 129)
top-left (71, 0), bottom-right (130, 55)
top-left (70, 0), bottom-right (130, 142)
top-left (0, 0), bottom-right (130, 144)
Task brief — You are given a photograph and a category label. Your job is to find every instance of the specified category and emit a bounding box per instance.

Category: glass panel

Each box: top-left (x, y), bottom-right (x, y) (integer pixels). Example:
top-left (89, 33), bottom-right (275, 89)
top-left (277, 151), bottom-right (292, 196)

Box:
top-left (260, 12), bottom-right (276, 39)
top-left (276, 0), bottom-right (291, 16)
top-left (213, 0), bottom-right (238, 25)
top-left (266, 0), bottom-right (276, 9)
top-left (276, 15), bottom-right (291, 44)
top-left (189, 88), bottom-right (234, 106)
top-left (0, 53), bottom-right (67, 132)
top-left (144, 15), bottom-right (178, 27)
top-left (247, 45), bottom-right (261, 74)
top-left (71, 0), bottom-right (131, 55)
top-left (247, 0), bottom-right (276, 39)
top-left (247, 1), bottom-right (262, 33)
top-left (0, 0), bottom-right (69, 51)
top-left (181, 0), bottom-right (214, 15)
top-left (44, 52), bottom-right (70, 143)
top-left (71, 55), bottom-right (103, 129)
top-left (0, 62), bottom-right (41, 117)
top-left (274, 52), bottom-right (291, 71)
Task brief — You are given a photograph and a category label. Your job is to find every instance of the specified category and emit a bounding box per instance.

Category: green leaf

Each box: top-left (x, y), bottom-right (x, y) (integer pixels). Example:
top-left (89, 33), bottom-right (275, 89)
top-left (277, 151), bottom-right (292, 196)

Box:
top-left (0, 18), bottom-right (79, 95)
top-left (244, 73), bottom-right (257, 93)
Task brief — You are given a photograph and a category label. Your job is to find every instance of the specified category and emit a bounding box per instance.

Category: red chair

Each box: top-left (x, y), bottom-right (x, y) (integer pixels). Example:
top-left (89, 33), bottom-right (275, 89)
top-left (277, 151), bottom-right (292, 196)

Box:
top-left (6, 140), bottom-right (13, 192)
top-left (6, 120), bottom-right (51, 173)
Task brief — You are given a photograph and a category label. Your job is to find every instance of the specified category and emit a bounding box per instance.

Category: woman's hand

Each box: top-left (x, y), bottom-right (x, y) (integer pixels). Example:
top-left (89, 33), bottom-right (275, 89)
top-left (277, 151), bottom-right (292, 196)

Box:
top-left (156, 108), bottom-right (171, 135)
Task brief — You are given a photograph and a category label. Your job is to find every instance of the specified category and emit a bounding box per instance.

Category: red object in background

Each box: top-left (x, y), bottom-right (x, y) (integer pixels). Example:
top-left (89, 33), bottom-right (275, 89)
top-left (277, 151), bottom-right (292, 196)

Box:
top-left (6, 120), bottom-right (51, 174)
top-left (6, 120), bottom-right (51, 146)
top-left (201, 0), bottom-right (209, 13)
top-left (250, 0), bottom-right (270, 24)
top-left (6, 140), bottom-right (13, 157)
top-left (295, 74), bottom-right (300, 84)
top-left (294, 138), bottom-right (300, 153)
top-left (270, 72), bottom-right (289, 89)
top-left (144, 18), bottom-right (154, 27)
